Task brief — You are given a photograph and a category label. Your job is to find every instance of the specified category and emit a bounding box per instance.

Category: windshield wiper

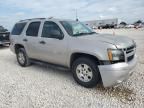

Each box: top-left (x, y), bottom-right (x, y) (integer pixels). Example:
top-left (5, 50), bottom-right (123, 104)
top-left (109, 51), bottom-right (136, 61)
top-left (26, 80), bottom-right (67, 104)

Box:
top-left (73, 32), bottom-right (96, 37)
top-left (87, 32), bottom-right (96, 34)
top-left (73, 33), bottom-right (89, 36)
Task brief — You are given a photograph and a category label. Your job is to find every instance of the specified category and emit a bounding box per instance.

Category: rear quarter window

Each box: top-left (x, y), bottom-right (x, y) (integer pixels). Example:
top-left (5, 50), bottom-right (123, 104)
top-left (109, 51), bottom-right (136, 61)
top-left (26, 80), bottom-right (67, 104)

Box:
top-left (11, 23), bottom-right (26, 35)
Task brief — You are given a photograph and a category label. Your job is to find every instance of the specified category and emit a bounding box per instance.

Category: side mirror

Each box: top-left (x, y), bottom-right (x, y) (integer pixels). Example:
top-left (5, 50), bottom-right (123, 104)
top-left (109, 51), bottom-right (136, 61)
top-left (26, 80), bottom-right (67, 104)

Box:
top-left (50, 30), bottom-right (63, 40)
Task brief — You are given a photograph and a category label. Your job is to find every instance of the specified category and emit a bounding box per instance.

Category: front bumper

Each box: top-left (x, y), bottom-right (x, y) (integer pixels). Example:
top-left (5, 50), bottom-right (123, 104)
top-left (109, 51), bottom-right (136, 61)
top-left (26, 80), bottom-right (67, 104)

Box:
top-left (98, 55), bottom-right (137, 87)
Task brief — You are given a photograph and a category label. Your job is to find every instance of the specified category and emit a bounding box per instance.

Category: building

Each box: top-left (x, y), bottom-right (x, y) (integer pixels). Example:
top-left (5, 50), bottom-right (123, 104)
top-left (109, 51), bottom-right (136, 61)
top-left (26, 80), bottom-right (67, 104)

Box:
top-left (85, 18), bottom-right (119, 29)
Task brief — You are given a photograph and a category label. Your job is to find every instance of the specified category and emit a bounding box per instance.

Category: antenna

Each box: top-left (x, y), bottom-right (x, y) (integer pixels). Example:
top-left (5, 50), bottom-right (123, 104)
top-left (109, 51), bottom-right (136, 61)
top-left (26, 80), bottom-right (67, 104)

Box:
top-left (76, 9), bottom-right (79, 21)
top-left (76, 9), bottom-right (77, 19)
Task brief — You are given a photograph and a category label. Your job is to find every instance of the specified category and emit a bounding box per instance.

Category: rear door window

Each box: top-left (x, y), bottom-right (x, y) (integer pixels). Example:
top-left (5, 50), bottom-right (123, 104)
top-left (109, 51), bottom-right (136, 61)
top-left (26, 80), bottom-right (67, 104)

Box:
top-left (26, 22), bottom-right (40, 37)
top-left (11, 23), bottom-right (26, 35)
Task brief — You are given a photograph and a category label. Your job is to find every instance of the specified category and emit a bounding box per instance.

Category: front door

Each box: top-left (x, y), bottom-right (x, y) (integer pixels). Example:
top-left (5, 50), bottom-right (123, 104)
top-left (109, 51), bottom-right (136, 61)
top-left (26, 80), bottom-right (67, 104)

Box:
top-left (37, 21), bottom-right (68, 66)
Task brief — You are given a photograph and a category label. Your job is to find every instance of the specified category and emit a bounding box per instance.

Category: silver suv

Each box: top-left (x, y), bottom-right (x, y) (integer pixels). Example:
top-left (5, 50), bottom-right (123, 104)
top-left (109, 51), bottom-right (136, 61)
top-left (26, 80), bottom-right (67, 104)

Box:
top-left (10, 18), bottom-right (137, 88)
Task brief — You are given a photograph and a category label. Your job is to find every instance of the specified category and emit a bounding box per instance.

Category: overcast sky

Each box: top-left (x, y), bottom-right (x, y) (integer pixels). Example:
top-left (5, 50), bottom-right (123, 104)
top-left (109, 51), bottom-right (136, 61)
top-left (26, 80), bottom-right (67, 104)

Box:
top-left (0, 0), bottom-right (144, 30)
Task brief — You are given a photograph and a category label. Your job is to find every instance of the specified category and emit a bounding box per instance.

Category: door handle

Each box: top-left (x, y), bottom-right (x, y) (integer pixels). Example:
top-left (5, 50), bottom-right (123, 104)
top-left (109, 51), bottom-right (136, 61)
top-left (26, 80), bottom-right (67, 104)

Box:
top-left (39, 41), bottom-right (46, 44)
top-left (23, 39), bottom-right (28, 42)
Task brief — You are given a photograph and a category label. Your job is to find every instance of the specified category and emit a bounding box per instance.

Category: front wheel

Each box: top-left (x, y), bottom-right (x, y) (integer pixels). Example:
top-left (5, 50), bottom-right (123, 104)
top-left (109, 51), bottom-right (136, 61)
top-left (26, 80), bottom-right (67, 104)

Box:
top-left (72, 57), bottom-right (100, 88)
top-left (16, 48), bottom-right (31, 67)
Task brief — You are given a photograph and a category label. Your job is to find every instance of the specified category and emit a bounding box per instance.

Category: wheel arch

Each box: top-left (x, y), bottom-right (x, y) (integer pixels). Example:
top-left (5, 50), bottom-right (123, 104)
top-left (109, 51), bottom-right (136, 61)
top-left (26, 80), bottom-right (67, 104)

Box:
top-left (70, 52), bottom-right (101, 68)
top-left (14, 44), bottom-right (24, 54)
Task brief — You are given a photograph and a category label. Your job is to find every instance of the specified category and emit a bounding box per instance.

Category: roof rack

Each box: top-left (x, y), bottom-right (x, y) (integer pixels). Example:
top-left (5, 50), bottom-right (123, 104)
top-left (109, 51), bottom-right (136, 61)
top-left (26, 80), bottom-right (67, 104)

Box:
top-left (19, 18), bottom-right (46, 22)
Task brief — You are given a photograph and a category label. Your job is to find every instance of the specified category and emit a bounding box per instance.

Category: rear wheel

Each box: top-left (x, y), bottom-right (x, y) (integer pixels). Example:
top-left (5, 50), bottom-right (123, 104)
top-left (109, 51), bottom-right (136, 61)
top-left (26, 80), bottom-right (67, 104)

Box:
top-left (16, 48), bottom-right (31, 67)
top-left (72, 57), bottom-right (100, 88)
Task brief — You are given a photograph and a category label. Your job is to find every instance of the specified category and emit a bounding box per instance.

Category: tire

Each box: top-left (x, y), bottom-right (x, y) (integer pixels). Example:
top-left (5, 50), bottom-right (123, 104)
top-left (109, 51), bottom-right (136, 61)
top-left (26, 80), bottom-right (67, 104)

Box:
top-left (16, 48), bottom-right (31, 67)
top-left (0, 44), bottom-right (3, 47)
top-left (72, 57), bottom-right (100, 88)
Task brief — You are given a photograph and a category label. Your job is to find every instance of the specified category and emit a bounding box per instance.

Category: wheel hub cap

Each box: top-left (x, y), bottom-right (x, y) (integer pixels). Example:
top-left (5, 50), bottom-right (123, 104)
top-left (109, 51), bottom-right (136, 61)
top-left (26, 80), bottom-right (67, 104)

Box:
top-left (76, 64), bottom-right (93, 82)
top-left (18, 52), bottom-right (25, 64)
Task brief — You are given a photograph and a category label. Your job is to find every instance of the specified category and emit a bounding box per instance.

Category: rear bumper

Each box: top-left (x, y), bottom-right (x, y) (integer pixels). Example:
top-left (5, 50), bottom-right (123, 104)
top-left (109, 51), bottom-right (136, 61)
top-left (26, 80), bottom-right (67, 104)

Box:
top-left (0, 41), bottom-right (10, 45)
top-left (98, 55), bottom-right (137, 87)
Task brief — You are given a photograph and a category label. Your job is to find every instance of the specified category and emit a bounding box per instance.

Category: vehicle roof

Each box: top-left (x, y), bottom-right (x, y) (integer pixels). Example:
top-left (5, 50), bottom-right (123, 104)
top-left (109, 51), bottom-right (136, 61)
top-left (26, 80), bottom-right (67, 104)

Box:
top-left (18, 17), bottom-right (74, 23)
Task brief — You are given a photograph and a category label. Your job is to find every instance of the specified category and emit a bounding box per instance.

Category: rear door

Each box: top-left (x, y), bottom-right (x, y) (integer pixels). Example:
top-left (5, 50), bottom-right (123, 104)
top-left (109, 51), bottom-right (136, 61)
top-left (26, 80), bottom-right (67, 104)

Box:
top-left (23, 21), bottom-right (42, 59)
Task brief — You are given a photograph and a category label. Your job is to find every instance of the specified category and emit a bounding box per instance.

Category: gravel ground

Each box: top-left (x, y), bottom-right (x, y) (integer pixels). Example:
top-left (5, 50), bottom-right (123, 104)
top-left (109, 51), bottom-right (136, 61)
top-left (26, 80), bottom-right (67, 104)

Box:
top-left (0, 28), bottom-right (144, 108)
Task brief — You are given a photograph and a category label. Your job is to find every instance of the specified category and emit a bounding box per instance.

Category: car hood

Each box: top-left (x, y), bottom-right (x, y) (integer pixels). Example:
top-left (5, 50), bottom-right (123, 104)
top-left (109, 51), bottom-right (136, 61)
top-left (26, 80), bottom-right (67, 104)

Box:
top-left (77, 33), bottom-right (134, 49)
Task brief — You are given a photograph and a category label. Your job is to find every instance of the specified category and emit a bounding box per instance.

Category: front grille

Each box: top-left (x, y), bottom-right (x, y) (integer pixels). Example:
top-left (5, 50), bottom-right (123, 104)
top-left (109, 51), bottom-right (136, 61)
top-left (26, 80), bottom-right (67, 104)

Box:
top-left (127, 55), bottom-right (134, 62)
top-left (126, 50), bottom-right (133, 54)
top-left (125, 44), bottom-right (135, 62)
top-left (126, 45), bottom-right (135, 54)
top-left (127, 45), bottom-right (135, 51)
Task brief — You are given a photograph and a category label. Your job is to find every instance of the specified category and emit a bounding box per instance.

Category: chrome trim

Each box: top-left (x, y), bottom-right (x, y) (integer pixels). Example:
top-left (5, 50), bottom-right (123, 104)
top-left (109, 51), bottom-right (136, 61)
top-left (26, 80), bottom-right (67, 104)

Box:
top-left (123, 44), bottom-right (135, 62)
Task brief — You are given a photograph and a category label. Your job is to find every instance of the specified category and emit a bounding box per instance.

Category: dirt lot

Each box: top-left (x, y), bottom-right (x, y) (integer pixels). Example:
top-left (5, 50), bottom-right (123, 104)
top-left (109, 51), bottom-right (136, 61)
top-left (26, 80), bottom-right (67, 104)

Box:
top-left (0, 28), bottom-right (144, 108)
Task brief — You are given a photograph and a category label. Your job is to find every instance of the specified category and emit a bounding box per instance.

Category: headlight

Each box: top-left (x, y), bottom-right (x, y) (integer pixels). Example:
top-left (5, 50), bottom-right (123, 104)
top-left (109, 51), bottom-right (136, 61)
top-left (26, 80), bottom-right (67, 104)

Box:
top-left (107, 49), bottom-right (125, 61)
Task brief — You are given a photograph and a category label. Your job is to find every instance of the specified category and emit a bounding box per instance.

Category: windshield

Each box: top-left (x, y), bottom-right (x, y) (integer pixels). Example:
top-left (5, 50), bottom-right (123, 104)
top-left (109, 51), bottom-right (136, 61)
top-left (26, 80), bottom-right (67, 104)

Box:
top-left (60, 21), bottom-right (96, 37)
